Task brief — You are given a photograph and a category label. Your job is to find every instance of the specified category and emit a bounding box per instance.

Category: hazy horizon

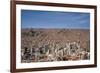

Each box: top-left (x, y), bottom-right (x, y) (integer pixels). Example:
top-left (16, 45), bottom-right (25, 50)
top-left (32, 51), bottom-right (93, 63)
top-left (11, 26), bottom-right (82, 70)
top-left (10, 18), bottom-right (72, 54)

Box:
top-left (21, 27), bottom-right (90, 30)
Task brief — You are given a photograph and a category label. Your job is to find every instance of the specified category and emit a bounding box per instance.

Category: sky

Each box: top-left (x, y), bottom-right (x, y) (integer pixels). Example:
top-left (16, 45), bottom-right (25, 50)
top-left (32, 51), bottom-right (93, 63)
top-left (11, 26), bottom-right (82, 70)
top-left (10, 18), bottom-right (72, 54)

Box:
top-left (21, 10), bottom-right (90, 29)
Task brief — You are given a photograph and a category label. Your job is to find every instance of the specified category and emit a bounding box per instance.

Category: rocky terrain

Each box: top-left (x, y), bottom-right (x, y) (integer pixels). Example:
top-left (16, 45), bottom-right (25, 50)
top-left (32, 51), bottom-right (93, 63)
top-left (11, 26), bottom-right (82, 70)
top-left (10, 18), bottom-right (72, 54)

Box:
top-left (21, 28), bottom-right (90, 63)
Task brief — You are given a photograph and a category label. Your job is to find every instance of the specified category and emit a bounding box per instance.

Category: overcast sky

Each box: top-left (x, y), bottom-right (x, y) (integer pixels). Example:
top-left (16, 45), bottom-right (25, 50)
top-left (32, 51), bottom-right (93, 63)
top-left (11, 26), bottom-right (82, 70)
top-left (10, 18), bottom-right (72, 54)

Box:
top-left (21, 10), bottom-right (90, 29)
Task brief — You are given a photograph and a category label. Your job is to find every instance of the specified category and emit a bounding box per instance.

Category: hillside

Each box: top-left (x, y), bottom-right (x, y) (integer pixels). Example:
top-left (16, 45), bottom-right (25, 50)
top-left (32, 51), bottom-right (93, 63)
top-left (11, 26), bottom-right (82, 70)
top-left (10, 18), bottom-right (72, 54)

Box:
top-left (21, 28), bottom-right (90, 49)
top-left (21, 28), bottom-right (90, 62)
